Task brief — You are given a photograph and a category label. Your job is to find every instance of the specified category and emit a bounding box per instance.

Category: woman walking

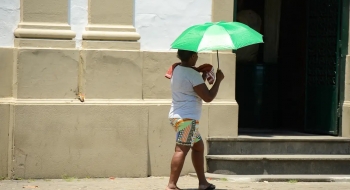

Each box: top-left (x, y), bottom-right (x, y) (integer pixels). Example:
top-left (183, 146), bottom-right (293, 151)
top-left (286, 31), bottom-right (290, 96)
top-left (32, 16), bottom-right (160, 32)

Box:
top-left (166, 50), bottom-right (225, 190)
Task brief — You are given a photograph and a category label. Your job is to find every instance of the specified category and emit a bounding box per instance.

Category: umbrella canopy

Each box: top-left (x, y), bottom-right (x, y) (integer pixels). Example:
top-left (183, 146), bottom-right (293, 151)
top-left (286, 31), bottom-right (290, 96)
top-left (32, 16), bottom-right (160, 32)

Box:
top-left (171, 21), bottom-right (263, 52)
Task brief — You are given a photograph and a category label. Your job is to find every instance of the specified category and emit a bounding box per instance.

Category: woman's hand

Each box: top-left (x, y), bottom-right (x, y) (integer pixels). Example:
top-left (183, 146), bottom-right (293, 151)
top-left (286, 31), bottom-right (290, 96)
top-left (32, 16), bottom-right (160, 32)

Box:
top-left (202, 72), bottom-right (207, 81)
top-left (216, 69), bottom-right (225, 82)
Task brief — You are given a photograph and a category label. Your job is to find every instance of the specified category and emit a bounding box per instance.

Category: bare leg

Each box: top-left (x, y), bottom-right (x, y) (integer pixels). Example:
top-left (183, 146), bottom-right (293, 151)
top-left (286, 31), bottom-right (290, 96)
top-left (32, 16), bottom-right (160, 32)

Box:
top-left (167, 144), bottom-right (191, 190)
top-left (191, 140), bottom-right (214, 190)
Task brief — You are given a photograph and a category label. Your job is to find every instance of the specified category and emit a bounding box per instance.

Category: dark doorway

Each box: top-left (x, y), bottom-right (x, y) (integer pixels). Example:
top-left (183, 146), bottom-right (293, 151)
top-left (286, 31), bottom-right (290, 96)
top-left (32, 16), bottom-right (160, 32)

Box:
top-left (278, 0), bottom-right (307, 132)
top-left (236, 0), bottom-right (348, 135)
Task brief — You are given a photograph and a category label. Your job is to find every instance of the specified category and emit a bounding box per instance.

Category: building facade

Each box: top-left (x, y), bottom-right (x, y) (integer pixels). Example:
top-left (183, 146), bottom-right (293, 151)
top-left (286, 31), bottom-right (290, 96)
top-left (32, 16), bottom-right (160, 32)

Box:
top-left (0, 0), bottom-right (237, 179)
top-left (0, 0), bottom-right (349, 179)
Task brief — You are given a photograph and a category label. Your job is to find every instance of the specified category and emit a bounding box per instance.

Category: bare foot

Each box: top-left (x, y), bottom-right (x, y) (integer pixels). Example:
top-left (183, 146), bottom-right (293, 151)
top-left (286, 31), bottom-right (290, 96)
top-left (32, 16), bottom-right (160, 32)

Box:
top-left (166, 185), bottom-right (181, 190)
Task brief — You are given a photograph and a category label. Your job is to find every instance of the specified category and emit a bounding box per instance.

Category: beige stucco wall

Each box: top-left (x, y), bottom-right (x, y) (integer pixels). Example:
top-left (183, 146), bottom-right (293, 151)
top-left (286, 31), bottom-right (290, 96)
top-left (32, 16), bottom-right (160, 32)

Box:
top-left (8, 101), bottom-right (237, 179)
top-left (342, 55), bottom-right (350, 137)
top-left (15, 0), bottom-right (75, 40)
top-left (82, 50), bottom-right (143, 99)
top-left (343, 104), bottom-right (350, 137)
top-left (21, 0), bottom-right (68, 23)
top-left (17, 49), bottom-right (79, 99)
top-left (0, 47), bottom-right (237, 179)
top-left (0, 104), bottom-right (10, 178)
top-left (88, 0), bottom-right (133, 25)
top-left (341, 18), bottom-right (350, 137)
top-left (209, 103), bottom-right (238, 137)
top-left (0, 0), bottom-right (239, 179)
top-left (13, 104), bottom-right (149, 178)
top-left (212, 0), bottom-right (234, 22)
top-left (0, 48), bottom-right (14, 98)
top-left (341, 15), bottom-right (350, 137)
top-left (83, 0), bottom-right (139, 41)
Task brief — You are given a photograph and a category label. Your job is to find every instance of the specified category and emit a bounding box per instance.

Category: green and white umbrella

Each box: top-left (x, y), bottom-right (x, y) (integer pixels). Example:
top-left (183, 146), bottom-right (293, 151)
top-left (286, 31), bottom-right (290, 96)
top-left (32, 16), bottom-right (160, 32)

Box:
top-left (171, 21), bottom-right (264, 68)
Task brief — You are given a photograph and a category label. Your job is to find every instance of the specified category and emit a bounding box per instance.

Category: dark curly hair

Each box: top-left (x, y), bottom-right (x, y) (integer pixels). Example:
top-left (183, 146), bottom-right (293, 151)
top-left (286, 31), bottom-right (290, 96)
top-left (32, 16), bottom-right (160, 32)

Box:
top-left (177, 49), bottom-right (197, 62)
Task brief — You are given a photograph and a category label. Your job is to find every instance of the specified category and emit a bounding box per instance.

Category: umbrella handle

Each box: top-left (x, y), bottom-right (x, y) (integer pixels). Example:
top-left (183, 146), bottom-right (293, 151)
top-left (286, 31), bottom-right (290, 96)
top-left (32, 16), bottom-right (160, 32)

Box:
top-left (216, 50), bottom-right (220, 69)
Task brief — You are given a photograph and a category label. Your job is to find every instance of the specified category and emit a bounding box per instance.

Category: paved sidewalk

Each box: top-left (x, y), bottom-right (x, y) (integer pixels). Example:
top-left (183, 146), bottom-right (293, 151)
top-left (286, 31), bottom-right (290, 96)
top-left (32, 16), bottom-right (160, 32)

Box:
top-left (1, 176), bottom-right (350, 190)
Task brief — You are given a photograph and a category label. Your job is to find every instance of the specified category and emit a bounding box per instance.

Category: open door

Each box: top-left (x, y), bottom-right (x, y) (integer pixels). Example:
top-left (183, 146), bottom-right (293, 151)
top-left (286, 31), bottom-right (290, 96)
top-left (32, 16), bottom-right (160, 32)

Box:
top-left (305, 0), bottom-right (343, 135)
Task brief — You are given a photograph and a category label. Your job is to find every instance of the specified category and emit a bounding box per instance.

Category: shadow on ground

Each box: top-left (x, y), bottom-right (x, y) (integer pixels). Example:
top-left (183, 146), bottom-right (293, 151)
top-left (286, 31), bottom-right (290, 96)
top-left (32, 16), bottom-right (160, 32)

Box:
top-left (182, 189), bottom-right (227, 190)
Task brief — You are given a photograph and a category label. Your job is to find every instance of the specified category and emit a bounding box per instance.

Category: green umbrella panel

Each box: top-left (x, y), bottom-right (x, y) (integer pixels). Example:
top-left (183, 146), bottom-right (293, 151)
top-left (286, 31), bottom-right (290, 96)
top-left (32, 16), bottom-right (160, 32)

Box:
top-left (171, 21), bottom-right (264, 68)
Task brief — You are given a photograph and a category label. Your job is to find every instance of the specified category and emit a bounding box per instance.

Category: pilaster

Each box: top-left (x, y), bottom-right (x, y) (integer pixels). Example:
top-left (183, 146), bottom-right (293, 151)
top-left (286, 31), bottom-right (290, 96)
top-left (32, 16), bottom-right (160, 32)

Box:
top-left (342, 56), bottom-right (350, 137)
top-left (82, 0), bottom-right (140, 49)
top-left (14, 0), bottom-right (75, 44)
top-left (212, 0), bottom-right (234, 22)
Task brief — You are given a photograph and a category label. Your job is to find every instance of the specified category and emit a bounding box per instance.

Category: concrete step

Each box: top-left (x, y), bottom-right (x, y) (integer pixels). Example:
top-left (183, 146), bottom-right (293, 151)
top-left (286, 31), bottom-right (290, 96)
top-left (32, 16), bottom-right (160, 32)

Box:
top-left (206, 155), bottom-right (350, 175)
top-left (208, 137), bottom-right (350, 155)
top-left (189, 173), bottom-right (350, 182)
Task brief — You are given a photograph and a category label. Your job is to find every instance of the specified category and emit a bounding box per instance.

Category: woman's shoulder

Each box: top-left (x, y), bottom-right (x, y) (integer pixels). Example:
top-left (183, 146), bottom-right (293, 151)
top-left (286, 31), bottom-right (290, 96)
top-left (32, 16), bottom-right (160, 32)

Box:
top-left (174, 66), bottom-right (197, 75)
top-left (181, 66), bottom-right (200, 74)
top-left (173, 66), bottom-right (202, 83)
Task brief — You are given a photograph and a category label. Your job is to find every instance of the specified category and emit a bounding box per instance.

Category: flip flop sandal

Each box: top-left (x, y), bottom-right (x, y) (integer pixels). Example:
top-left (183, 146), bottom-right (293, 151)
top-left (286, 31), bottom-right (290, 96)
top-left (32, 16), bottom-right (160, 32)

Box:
top-left (204, 183), bottom-right (216, 190)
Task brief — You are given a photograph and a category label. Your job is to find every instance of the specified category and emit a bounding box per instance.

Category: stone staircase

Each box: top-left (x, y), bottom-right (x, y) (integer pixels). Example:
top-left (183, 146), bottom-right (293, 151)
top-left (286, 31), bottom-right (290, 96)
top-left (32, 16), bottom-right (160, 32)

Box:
top-left (206, 132), bottom-right (350, 175)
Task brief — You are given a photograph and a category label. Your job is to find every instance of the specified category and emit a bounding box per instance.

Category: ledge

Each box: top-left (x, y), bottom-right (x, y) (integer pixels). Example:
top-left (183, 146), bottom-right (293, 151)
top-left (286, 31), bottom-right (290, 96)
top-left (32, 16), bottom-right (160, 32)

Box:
top-left (207, 136), bottom-right (350, 142)
top-left (17, 22), bottom-right (72, 30)
top-left (85, 24), bottom-right (137, 32)
top-left (82, 41), bottom-right (140, 50)
top-left (0, 99), bottom-right (238, 105)
top-left (206, 155), bottom-right (350, 161)
top-left (344, 101), bottom-right (350, 106)
top-left (15, 39), bottom-right (75, 48)
top-left (82, 31), bottom-right (140, 41)
top-left (14, 28), bottom-right (76, 39)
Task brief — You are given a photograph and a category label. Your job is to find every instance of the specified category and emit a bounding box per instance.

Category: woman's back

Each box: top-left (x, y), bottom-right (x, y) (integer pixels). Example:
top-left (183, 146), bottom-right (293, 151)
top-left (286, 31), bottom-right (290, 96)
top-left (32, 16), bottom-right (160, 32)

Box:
top-left (168, 66), bottom-right (204, 120)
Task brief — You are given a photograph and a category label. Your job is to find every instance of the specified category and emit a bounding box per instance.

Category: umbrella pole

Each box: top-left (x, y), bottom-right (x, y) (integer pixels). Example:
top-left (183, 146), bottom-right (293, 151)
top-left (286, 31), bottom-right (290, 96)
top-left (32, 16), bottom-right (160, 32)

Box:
top-left (216, 50), bottom-right (220, 69)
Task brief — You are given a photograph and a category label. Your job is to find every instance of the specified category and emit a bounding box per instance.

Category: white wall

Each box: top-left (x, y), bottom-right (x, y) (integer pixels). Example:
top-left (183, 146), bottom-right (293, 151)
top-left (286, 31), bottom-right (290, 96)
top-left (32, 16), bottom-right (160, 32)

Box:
top-left (0, 0), bottom-right (20, 47)
top-left (0, 0), bottom-right (212, 51)
top-left (69, 0), bottom-right (88, 48)
top-left (135, 0), bottom-right (212, 51)
top-left (68, 0), bottom-right (212, 51)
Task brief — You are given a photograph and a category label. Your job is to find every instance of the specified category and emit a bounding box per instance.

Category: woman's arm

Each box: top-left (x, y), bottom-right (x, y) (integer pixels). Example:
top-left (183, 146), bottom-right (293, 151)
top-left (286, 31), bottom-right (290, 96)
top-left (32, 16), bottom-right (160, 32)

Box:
top-left (193, 69), bottom-right (225, 103)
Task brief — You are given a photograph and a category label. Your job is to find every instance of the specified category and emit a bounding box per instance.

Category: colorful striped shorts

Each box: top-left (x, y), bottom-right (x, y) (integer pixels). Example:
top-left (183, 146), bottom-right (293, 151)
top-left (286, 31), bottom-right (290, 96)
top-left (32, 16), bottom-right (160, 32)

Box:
top-left (169, 118), bottom-right (202, 147)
